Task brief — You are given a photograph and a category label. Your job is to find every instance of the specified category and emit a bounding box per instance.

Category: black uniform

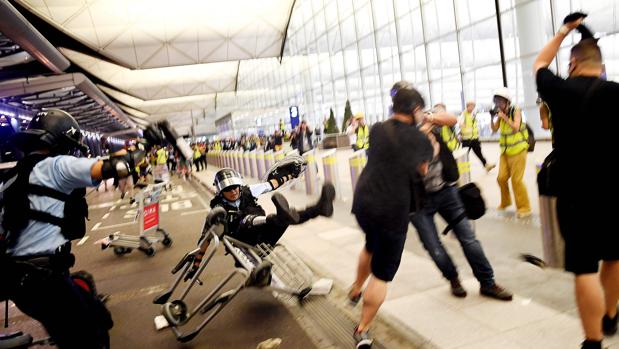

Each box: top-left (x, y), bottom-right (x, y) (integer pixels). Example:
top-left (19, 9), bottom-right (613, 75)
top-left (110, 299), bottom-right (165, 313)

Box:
top-left (210, 186), bottom-right (287, 246)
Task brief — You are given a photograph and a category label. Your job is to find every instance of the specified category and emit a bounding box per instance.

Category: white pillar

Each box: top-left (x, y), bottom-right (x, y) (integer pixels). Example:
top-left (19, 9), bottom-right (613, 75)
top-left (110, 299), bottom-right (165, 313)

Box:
top-left (514, 0), bottom-right (549, 135)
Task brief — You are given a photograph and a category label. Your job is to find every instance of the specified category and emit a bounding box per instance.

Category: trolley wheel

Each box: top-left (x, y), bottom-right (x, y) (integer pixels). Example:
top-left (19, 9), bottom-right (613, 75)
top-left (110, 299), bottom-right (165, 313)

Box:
top-left (113, 247), bottom-right (131, 256)
top-left (162, 237), bottom-right (173, 247)
top-left (162, 300), bottom-right (189, 326)
top-left (145, 247), bottom-right (156, 257)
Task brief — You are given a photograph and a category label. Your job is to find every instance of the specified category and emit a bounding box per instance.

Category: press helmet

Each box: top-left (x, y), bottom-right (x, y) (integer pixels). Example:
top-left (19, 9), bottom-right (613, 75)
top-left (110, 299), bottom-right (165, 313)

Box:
top-left (213, 168), bottom-right (244, 194)
top-left (18, 109), bottom-right (87, 155)
top-left (493, 87), bottom-right (511, 103)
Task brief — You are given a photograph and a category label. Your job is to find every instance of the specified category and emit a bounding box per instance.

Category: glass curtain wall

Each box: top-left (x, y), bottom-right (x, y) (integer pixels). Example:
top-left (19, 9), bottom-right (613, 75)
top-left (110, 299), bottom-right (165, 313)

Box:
top-left (231, 0), bottom-right (619, 139)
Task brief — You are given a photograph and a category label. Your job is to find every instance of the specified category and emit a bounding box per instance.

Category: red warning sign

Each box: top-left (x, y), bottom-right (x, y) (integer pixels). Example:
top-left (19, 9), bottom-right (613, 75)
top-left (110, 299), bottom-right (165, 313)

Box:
top-left (143, 203), bottom-right (159, 231)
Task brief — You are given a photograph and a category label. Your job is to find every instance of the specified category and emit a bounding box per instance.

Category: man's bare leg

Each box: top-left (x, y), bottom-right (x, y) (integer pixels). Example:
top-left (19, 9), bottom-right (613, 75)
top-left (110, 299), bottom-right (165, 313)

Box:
top-left (351, 247), bottom-right (372, 298)
top-left (575, 274), bottom-right (605, 341)
top-left (358, 276), bottom-right (387, 333)
top-left (601, 261), bottom-right (619, 318)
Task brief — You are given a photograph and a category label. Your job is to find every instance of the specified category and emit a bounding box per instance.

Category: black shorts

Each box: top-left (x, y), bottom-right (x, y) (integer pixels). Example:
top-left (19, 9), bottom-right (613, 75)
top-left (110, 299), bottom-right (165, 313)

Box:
top-left (355, 213), bottom-right (407, 282)
top-left (557, 197), bottom-right (618, 274)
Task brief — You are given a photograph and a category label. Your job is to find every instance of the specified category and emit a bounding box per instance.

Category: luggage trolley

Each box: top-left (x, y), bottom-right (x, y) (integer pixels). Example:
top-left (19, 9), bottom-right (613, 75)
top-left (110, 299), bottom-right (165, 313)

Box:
top-left (99, 182), bottom-right (173, 257)
top-left (153, 207), bottom-right (331, 343)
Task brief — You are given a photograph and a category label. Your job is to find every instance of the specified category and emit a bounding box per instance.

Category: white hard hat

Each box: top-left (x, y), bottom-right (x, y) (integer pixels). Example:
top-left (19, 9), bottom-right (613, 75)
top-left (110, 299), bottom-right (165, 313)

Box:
top-left (493, 87), bottom-right (511, 102)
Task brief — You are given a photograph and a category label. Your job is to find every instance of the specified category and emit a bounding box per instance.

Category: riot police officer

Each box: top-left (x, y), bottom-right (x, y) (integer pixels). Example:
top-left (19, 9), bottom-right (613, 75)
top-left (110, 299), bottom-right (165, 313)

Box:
top-left (0, 109), bottom-right (147, 348)
top-left (186, 163), bottom-right (336, 279)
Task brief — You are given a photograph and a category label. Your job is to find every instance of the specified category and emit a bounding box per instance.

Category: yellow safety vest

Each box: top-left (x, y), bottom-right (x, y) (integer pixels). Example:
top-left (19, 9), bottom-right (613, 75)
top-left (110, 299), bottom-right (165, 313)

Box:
top-left (193, 148), bottom-right (201, 160)
top-left (499, 106), bottom-right (529, 156)
top-left (460, 111), bottom-right (479, 140)
top-left (356, 125), bottom-right (369, 150)
top-left (156, 148), bottom-right (167, 165)
top-left (441, 126), bottom-right (459, 152)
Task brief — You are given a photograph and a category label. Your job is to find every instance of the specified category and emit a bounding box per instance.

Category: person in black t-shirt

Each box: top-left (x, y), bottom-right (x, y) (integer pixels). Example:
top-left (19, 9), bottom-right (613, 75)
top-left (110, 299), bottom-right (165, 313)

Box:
top-left (534, 15), bottom-right (618, 349)
top-left (349, 83), bottom-right (433, 348)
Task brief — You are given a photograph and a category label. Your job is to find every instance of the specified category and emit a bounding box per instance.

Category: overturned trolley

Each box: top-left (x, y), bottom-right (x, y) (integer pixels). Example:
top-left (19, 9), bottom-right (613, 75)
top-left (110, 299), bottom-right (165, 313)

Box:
top-left (99, 182), bottom-right (172, 257)
top-left (153, 207), bottom-right (331, 343)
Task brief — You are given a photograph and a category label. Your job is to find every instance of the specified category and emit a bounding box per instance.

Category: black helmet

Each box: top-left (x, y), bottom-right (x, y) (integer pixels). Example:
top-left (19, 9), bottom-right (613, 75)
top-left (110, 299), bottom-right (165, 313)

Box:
top-left (213, 168), bottom-right (244, 194)
top-left (15, 109), bottom-right (87, 155)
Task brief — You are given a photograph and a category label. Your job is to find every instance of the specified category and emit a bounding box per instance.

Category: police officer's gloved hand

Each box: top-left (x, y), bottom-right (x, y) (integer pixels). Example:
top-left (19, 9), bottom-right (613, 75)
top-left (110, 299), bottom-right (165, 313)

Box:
top-left (123, 148), bottom-right (145, 170)
top-left (268, 156), bottom-right (307, 180)
top-left (184, 252), bottom-right (204, 282)
top-left (285, 162), bottom-right (304, 178)
top-left (184, 263), bottom-right (199, 282)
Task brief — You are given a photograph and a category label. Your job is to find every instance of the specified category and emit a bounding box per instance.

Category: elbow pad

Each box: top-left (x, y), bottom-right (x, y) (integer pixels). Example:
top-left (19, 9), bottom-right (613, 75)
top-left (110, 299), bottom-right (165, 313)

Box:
top-left (270, 174), bottom-right (291, 189)
top-left (101, 157), bottom-right (131, 179)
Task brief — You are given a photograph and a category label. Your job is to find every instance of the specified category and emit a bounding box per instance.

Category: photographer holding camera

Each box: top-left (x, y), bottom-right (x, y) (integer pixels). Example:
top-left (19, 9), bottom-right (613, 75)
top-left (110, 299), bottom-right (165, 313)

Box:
top-left (409, 101), bottom-right (513, 302)
top-left (490, 88), bottom-right (532, 219)
top-left (533, 13), bottom-right (618, 349)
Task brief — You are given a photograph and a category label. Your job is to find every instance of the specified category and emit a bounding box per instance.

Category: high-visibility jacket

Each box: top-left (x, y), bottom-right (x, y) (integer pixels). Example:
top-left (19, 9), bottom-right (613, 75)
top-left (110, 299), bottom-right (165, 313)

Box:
top-left (441, 126), bottom-right (459, 152)
top-left (499, 106), bottom-right (529, 156)
top-left (193, 148), bottom-right (201, 160)
top-left (156, 148), bottom-right (167, 165)
top-left (460, 111), bottom-right (479, 140)
top-left (355, 125), bottom-right (369, 150)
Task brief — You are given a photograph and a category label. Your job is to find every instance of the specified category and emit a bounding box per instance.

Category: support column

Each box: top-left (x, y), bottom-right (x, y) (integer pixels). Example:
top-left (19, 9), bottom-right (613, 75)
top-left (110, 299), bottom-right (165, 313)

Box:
top-left (514, 0), bottom-right (548, 134)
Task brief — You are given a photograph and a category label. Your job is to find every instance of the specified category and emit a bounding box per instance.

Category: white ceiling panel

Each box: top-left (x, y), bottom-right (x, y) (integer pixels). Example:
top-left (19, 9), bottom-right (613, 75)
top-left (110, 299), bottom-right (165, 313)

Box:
top-left (17, 0), bottom-right (296, 127)
top-left (47, 2), bottom-right (84, 26)
top-left (142, 46), bottom-right (169, 68)
top-left (18, 0), bottom-right (294, 68)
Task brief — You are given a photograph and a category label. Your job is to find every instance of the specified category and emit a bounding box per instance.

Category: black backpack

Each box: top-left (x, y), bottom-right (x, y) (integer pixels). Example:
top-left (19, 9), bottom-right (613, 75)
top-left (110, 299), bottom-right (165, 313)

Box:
top-left (526, 124), bottom-right (536, 152)
top-left (458, 183), bottom-right (486, 220)
top-left (1, 154), bottom-right (89, 249)
top-left (441, 183), bottom-right (486, 235)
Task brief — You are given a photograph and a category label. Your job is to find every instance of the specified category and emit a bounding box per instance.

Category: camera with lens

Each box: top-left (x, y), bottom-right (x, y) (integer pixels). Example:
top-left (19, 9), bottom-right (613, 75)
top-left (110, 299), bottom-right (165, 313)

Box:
top-left (489, 106), bottom-right (500, 117)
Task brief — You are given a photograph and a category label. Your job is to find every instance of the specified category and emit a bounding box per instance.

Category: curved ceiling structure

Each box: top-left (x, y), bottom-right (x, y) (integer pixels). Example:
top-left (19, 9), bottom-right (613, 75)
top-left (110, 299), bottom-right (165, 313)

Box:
top-left (0, 0), bottom-right (139, 134)
top-left (10, 0), bottom-right (296, 135)
top-left (15, 0), bottom-right (294, 69)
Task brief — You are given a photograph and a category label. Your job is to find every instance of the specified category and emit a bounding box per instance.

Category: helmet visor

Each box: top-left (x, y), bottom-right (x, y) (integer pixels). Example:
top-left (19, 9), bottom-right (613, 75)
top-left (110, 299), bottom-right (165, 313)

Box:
top-left (214, 170), bottom-right (243, 193)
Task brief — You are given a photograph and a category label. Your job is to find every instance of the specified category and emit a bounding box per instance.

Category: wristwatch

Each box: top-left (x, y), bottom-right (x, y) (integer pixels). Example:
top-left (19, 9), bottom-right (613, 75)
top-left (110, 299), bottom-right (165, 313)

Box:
top-left (558, 25), bottom-right (570, 35)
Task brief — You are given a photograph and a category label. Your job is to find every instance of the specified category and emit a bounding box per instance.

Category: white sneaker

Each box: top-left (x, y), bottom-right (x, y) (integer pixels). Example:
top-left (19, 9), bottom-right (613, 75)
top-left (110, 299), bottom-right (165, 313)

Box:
top-left (485, 163), bottom-right (496, 172)
top-left (517, 211), bottom-right (532, 219)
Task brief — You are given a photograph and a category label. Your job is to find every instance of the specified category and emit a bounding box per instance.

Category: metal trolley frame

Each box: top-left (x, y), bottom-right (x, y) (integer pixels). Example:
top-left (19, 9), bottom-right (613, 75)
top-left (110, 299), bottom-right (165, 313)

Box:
top-left (100, 182), bottom-right (172, 257)
top-left (153, 207), bottom-right (327, 343)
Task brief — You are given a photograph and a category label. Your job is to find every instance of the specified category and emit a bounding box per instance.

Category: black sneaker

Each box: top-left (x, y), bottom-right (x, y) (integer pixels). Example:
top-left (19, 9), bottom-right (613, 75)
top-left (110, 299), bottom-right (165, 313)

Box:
top-left (581, 339), bottom-right (602, 349)
top-left (315, 183), bottom-right (336, 217)
top-left (603, 307), bottom-right (618, 336)
top-left (450, 279), bottom-right (467, 298)
top-left (271, 193), bottom-right (299, 225)
top-left (353, 327), bottom-right (373, 349)
top-left (480, 284), bottom-right (513, 301)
